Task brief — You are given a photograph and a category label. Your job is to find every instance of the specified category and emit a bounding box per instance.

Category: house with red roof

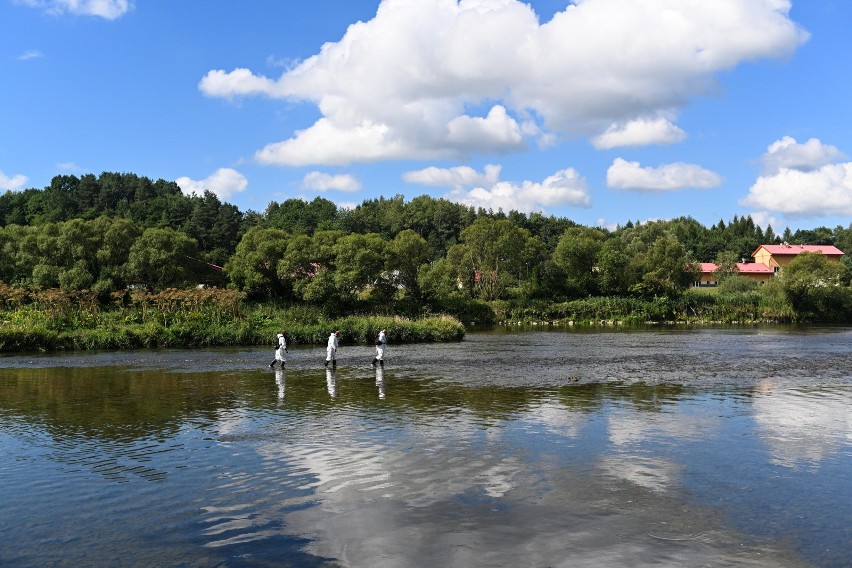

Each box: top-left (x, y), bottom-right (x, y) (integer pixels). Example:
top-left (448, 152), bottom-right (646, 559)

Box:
top-left (694, 244), bottom-right (844, 287)
top-left (694, 262), bottom-right (775, 287)
top-left (752, 244), bottom-right (845, 272)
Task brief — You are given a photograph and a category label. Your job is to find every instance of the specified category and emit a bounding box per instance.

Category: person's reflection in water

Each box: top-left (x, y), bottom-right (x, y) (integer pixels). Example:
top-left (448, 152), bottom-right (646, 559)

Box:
top-left (275, 368), bottom-right (286, 402)
top-left (326, 368), bottom-right (338, 399)
top-left (375, 365), bottom-right (386, 400)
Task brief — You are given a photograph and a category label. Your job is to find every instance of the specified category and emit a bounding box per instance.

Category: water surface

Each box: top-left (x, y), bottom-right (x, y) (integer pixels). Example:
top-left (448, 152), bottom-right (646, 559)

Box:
top-left (1, 327), bottom-right (850, 567)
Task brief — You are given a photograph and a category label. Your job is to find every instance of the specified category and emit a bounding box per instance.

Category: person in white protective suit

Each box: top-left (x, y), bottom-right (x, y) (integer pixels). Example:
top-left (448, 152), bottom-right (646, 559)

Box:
top-left (371, 328), bottom-right (387, 367)
top-left (324, 331), bottom-right (340, 368)
top-left (269, 331), bottom-right (288, 367)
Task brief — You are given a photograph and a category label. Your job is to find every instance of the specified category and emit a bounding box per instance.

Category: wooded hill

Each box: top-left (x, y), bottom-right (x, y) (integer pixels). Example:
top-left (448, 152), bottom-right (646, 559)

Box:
top-left (2, 172), bottom-right (851, 320)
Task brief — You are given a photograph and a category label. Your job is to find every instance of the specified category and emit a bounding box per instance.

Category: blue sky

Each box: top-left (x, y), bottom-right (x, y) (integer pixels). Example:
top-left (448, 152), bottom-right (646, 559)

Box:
top-left (2, 0), bottom-right (851, 235)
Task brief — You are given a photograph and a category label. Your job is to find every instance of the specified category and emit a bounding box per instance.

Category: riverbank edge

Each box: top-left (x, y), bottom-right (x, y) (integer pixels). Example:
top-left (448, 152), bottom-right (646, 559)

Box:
top-left (0, 314), bottom-right (466, 354)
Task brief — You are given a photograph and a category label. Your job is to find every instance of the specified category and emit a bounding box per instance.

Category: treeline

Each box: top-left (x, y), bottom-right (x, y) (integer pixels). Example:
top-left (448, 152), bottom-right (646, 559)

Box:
top-left (2, 172), bottom-right (852, 322)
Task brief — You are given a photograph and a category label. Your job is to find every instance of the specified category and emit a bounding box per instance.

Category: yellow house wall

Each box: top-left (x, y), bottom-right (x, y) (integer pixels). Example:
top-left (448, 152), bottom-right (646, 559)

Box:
top-left (753, 248), bottom-right (778, 268)
top-left (770, 255), bottom-right (797, 268)
top-left (740, 273), bottom-right (773, 284)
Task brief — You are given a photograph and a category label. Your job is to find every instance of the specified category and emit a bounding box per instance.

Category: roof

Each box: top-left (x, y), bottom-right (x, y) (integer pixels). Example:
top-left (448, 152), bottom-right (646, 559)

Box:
top-left (735, 262), bottom-right (774, 274)
top-left (752, 244), bottom-right (845, 257)
top-left (698, 262), bottom-right (775, 275)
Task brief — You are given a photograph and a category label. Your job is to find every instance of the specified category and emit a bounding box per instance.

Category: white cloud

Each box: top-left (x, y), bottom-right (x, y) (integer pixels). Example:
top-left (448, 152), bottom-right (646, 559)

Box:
top-left (301, 171), bottom-right (362, 192)
top-left (606, 158), bottom-right (722, 192)
top-left (741, 163), bottom-right (852, 217)
top-left (403, 164), bottom-right (501, 188)
top-left (199, 0), bottom-right (807, 166)
top-left (176, 168), bottom-right (248, 201)
top-left (446, 105), bottom-right (524, 153)
top-left (760, 136), bottom-right (845, 174)
top-left (749, 211), bottom-right (780, 231)
top-left (20, 0), bottom-right (133, 19)
top-left (741, 137), bottom-right (852, 218)
top-left (592, 117), bottom-right (686, 149)
top-left (446, 168), bottom-right (591, 213)
top-left (255, 118), bottom-right (450, 166)
top-left (18, 50), bottom-right (44, 61)
top-left (0, 170), bottom-right (29, 191)
top-left (199, 68), bottom-right (280, 100)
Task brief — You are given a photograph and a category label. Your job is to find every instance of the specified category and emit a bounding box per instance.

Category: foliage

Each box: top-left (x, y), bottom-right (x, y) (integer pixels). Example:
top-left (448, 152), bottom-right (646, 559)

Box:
top-left (3, 170), bottom-right (852, 324)
top-left (552, 226), bottom-right (607, 298)
top-left (124, 228), bottom-right (200, 290)
top-left (780, 253), bottom-right (852, 321)
top-left (0, 287), bottom-right (464, 352)
top-left (224, 226), bottom-right (290, 299)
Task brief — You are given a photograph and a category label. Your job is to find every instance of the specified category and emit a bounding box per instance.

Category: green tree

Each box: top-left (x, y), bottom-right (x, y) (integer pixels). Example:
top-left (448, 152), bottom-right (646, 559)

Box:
top-left (387, 229), bottom-right (431, 301)
top-left (632, 233), bottom-right (695, 297)
top-left (418, 257), bottom-right (464, 303)
top-left (596, 238), bottom-right (633, 295)
top-left (781, 253), bottom-right (852, 321)
top-left (224, 226), bottom-right (290, 299)
top-left (277, 234), bottom-right (317, 302)
top-left (298, 230), bottom-right (345, 306)
top-left (713, 250), bottom-right (740, 283)
top-left (455, 218), bottom-right (532, 301)
top-left (332, 233), bottom-right (386, 304)
top-left (59, 260), bottom-right (95, 291)
top-left (552, 226), bottom-right (607, 298)
top-left (92, 216), bottom-right (142, 293)
top-left (266, 197), bottom-right (339, 235)
top-left (124, 228), bottom-right (199, 290)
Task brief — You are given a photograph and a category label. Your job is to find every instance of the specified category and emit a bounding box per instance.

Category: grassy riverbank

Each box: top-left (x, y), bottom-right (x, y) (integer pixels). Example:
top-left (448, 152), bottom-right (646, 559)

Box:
top-left (0, 287), bottom-right (465, 353)
top-left (0, 283), bottom-right (829, 353)
top-left (491, 287), bottom-right (796, 325)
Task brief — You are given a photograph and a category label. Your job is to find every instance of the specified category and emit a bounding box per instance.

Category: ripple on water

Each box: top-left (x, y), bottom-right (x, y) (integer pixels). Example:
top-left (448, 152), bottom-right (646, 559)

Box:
top-left (1, 328), bottom-right (850, 567)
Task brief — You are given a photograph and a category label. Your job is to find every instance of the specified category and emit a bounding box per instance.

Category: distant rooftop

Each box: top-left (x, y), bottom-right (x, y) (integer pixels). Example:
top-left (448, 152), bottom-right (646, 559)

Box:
top-left (753, 244), bottom-right (845, 257)
top-left (699, 262), bottom-right (774, 274)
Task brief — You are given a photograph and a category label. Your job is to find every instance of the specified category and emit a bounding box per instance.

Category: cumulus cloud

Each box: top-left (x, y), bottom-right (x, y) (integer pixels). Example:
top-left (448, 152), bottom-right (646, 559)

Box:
top-left (0, 170), bottom-right (29, 191)
top-left (403, 164), bottom-right (501, 188)
top-left (606, 158), bottom-right (722, 192)
top-left (198, 68), bottom-right (279, 100)
top-left (199, 0), bottom-right (807, 166)
top-left (741, 163), bottom-right (852, 217)
top-left (176, 168), bottom-right (248, 201)
top-left (301, 171), bottom-right (362, 192)
top-left (741, 137), bottom-right (852, 218)
top-left (592, 117), bottom-right (686, 149)
top-left (445, 105), bottom-right (524, 153)
top-left (749, 210), bottom-right (780, 231)
top-left (445, 167), bottom-right (591, 213)
top-left (760, 136), bottom-right (845, 175)
top-left (20, 0), bottom-right (133, 19)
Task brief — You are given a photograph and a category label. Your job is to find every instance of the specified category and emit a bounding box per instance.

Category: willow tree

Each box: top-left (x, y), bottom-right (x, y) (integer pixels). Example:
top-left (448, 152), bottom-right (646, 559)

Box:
top-left (224, 226), bottom-right (290, 299)
top-left (451, 217), bottom-right (535, 301)
top-left (124, 228), bottom-right (200, 291)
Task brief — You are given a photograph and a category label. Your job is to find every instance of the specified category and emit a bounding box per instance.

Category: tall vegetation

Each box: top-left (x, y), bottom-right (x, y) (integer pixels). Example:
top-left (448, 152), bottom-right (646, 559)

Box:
top-left (3, 172), bottom-right (852, 324)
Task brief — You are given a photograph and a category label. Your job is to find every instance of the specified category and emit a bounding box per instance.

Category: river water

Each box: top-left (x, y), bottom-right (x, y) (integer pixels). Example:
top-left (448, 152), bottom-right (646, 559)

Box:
top-left (0, 326), bottom-right (849, 567)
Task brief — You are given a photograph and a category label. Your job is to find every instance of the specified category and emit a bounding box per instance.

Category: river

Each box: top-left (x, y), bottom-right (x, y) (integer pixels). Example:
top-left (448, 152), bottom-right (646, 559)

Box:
top-left (1, 326), bottom-right (849, 567)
